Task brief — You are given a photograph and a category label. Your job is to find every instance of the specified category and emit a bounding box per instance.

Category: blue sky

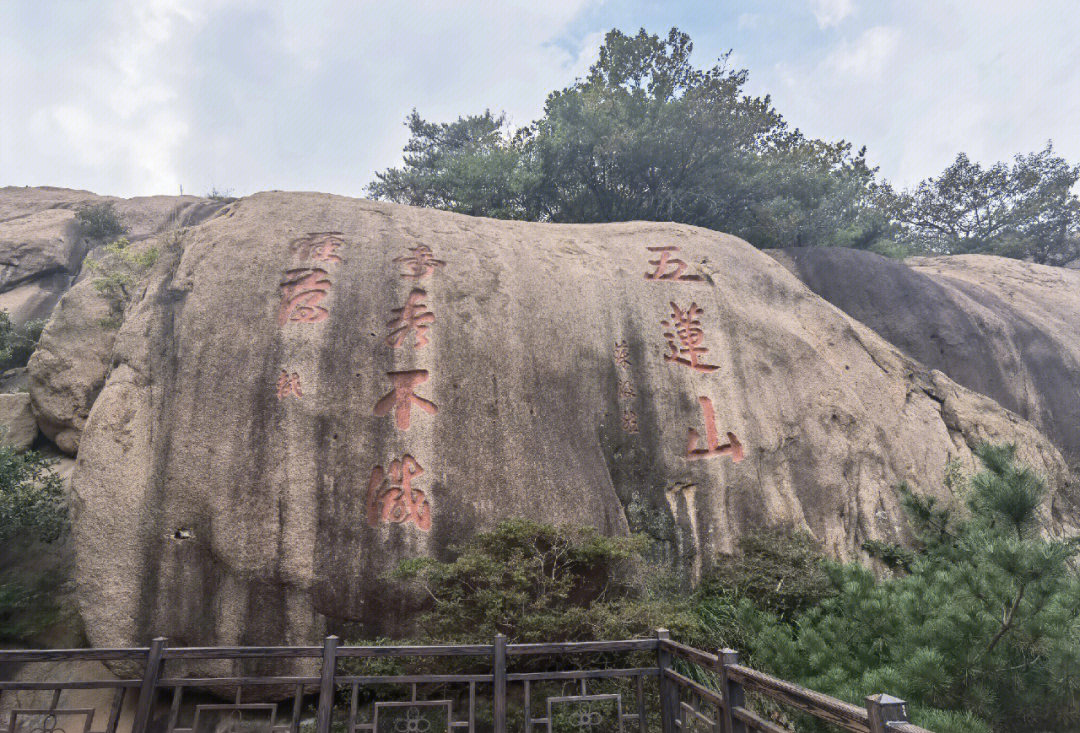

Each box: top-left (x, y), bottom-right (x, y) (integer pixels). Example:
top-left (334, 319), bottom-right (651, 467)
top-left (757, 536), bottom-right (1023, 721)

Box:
top-left (3, 1), bottom-right (1080, 198)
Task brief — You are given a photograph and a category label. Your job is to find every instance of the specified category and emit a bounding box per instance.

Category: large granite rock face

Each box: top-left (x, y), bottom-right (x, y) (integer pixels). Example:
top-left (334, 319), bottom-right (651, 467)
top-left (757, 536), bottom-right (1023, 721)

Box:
top-left (769, 247), bottom-right (1080, 471)
top-left (0, 187), bottom-right (226, 330)
top-left (69, 192), bottom-right (1078, 652)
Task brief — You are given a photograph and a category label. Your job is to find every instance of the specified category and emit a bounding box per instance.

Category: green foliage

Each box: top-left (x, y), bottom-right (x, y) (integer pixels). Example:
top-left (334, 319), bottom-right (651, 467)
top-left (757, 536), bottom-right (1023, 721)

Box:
top-left (746, 445), bottom-right (1080, 732)
top-left (87, 236), bottom-right (160, 326)
top-left (0, 311), bottom-right (46, 372)
top-left (702, 529), bottom-right (834, 622)
top-left (0, 446), bottom-right (67, 545)
top-left (392, 518), bottom-right (700, 644)
top-left (0, 568), bottom-right (65, 642)
top-left (75, 202), bottom-right (126, 240)
top-left (370, 27), bottom-right (887, 250)
top-left (0, 445), bottom-right (68, 643)
top-left (884, 145), bottom-right (1080, 266)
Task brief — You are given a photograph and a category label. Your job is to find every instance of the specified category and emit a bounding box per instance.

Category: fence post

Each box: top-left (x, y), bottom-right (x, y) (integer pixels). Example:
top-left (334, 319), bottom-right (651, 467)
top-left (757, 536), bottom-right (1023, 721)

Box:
top-left (655, 629), bottom-right (678, 733)
top-left (493, 633), bottom-right (507, 733)
top-left (132, 637), bottom-right (165, 733)
top-left (866, 694), bottom-right (909, 732)
top-left (315, 636), bottom-right (339, 733)
top-left (718, 648), bottom-right (746, 733)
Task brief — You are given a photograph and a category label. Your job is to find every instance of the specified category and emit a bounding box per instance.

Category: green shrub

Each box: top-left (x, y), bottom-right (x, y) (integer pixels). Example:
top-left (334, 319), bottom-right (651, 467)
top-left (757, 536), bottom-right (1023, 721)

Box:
top-left (746, 445), bottom-right (1080, 732)
top-left (0, 311), bottom-right (46, 372)
top-left (0, 446), bottom-right (67, 544)
top-left (702, 529), bottom-right (833, 622)
top-left (392, 518), bottom-right (700, 645)
top-left (75, 202), bottom-right (126, 240)
top-left (0, 445), bottom-right (68, 642)
top-left (0, 568), bottom-right (65, 641)
top-left (86, 236), bottom-right (161, 327)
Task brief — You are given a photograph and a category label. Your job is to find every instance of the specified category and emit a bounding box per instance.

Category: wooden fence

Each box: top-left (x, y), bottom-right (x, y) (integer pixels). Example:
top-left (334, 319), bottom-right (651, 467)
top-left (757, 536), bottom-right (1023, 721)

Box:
top-left (0, 630), bottom-right (933, 733)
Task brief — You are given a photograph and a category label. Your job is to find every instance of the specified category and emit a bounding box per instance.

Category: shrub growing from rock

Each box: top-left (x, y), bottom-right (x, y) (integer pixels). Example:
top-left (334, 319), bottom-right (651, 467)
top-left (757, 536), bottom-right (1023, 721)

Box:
top-left (75, 203), bottom-right (126, 241)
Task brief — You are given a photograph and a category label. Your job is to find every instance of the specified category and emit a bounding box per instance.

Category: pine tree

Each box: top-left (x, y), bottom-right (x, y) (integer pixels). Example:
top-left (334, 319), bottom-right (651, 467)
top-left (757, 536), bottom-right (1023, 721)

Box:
top-left (747, 444), bottom-right (1080, 732)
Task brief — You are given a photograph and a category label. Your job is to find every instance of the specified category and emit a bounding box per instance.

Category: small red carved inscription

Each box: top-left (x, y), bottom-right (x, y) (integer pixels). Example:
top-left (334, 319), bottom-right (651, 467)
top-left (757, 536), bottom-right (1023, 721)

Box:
top-left (278, 268), bottom-right (332, 325)
top-left (662, 301), bottom-right (719, 373)
top-left (644, 246), bottom-right (702, 282)
top-left (366, 455), bottom-right (431, 531)
top-left (373, 370), bottom-right (439, 430)
top-left (290, 232), bottom-right (344, 263)
top-left (276, 370), bottom-right (303, 400)
top-left (386, 289), bottom-right (435, 349)
top-left (686, 396), bottom-right (743, 463)
top-left (395, 245), bottom-right (446, 280)
top-left (618, 380), bottom-right (636, 401)
top-left (613, 340), bottom-right (631, 369)
top-left (622, 409), bottom-right (640, 434)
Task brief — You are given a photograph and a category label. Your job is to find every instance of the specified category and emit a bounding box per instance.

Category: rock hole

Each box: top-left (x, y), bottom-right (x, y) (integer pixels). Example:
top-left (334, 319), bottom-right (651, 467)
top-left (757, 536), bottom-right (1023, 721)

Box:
top-left (172, 528), bottom-right (193, 541)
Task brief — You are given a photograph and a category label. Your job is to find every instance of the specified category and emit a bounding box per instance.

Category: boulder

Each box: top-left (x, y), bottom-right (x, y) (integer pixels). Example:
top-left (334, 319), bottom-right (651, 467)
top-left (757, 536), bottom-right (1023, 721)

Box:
top-left (0, 188), bottom-right (228, 333)
top-left (0, 393), bottom-right (37, 451)
top-left (69, 193), bottom-right (1078, 653)
top-left (0, 209), bottom-right (85, 293)
top-left (0, 271), bottom-right (72, 327)
top-left (769, 248), bottom-right (1080, 471)
top-left (26, 278), bottom-right (118, 455)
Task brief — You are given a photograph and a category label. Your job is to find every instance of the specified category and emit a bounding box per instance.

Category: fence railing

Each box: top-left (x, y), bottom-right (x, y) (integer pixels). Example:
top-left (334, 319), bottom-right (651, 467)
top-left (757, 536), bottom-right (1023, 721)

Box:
top-left (0, 629), bottom-right (932, 733)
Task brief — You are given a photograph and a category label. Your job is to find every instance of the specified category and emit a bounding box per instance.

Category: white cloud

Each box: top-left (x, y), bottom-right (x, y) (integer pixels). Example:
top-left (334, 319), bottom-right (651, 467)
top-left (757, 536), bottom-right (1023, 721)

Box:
top-left (810, 0), bottom-right (855, 28)
top-left (824, 26), bottom-right (900, 79)
top-left (759, 1), bottom-right (1080, 188)
top-left (1, 0), bottom-right (599, 197)
top-left (6, 0), bottom-right (1080, 197)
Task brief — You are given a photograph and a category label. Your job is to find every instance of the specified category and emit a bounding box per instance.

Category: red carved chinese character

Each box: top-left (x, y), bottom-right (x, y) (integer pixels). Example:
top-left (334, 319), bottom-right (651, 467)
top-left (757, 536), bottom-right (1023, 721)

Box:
top-left (618, 380), bottom-right (636, 401)
top-left (278, 268), bottom-right (331, 325)
top-left (644, 246), bottom-right (702, 282)
top-left (276, 370), bottom-right (303, 400)
top-left (686, 396), bottom-right (743, 463)
top-left (613, 340), bottom-right (631, 369)
top-left (394, 245), bottom-right (446, 279)
top-left (662, 302), bottom-right (719, 373)
top-left (290, 232), bottom-right (344, 263)
top-left (373, 370), bottom-right (438, 430)
top-left (366, 455), bottom-right (431, 531)
top-left (622, 409), bottom-right (640, 434)
top-left (386, 289), bottom-right (435, 349)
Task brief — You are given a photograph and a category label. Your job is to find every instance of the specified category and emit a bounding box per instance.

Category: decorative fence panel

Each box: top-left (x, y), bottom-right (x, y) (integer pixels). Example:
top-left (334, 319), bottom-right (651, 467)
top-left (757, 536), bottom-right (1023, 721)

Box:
top-left (0, 631), bottom-right (932, 733)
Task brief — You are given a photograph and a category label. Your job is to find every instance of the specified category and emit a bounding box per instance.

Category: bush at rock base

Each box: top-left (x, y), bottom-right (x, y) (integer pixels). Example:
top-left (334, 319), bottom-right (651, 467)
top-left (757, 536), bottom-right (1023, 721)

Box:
top-left (0, 445), bottom-right (68, 641)
top-left (745, 444), bottom-right (1080, 733)
top-left (361, 446), bottom-right (1080, 732)
top-left (0, 311), bottom-right (45, 372)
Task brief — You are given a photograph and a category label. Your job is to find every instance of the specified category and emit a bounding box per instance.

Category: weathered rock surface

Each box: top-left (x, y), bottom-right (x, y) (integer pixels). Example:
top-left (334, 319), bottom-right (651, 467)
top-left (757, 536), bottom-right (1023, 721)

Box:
top-left (769, 247), bottom-right (1080, 471)
top-left (67, 192), bottom-right (1078, 654)
top-left (0, 209), bottom-right (84, 292)
top-left (0, 393), bottom-right (38, 450)
top-left (0, 187), bottom-right (226, 330)
top-left (27, 279), bottom-right (119, 455)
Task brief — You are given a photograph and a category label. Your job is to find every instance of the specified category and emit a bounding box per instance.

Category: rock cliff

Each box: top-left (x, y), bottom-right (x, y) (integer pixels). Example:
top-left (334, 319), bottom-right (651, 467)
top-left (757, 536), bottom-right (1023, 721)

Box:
top-left (770, 247), bottom-right (1080, 472)
top-left (54, 191), bottom-right (1076, 653)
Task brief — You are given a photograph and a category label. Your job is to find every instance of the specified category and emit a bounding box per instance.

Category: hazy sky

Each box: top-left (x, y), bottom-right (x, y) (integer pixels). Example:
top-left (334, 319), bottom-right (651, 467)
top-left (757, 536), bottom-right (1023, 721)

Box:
top-left (3, 1), bottom-right (1079, 198)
